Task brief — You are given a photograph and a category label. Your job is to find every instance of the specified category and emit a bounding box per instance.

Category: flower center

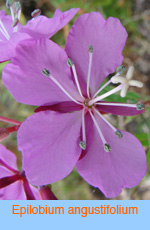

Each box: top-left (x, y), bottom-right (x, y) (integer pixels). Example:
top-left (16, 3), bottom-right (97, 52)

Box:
top-left (84, 98), bottom-right (94, 109)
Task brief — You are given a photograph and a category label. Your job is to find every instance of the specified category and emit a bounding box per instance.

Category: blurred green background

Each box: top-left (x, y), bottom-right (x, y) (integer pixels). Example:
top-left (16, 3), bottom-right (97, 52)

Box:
top-left (0, 0), bottom-right (150, 199)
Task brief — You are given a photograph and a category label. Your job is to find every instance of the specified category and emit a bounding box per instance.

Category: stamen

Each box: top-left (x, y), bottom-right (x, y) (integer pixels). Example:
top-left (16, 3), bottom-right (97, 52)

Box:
top-left (12, 17), bottom-right (19, 27)
top-left (42, 68), bottom-right (50, 77)
top-left (15, 1), bottom-right (21, 12)
top-left (115, 130), bottom-right (123, 139)
top-left (116, 65), bottom-right (126, 75)
top-left (0, 28), bottom-right (9, 40)
top-left (87, 45), bottom-right (93, 98)
top-left (89, 110), bottom-right (111, 152)
top-left (104, 143), bottom-right (112, 152)
top-left (80, 109), bottom-right (86, 150)
top-left (10, 6), bottom-right (15, 20)
top-left (31, 9), bottom-right (41, 18)
top-left (6, 0), bottom-right (12, 8)
top-left (136, 103), bottom-right (145, 110)
top-left (67, 58), bottom-right (84, 99)
top-left (79, 141), bottom-right (86, 150)
top-left (95, 102), bottom-right (137, 108)
top-left (93, 108), bottom-right (116, 132)
top-left (93, 107), bottom-right (123, 139)
top-left (42, 69), bottom-right (82, 105)
top-left (89, 84), bottom-right (123, 106)
top-left (67, 58), bottom-right (73, 67)
top-left (0, 20), bottom-right (10, 40)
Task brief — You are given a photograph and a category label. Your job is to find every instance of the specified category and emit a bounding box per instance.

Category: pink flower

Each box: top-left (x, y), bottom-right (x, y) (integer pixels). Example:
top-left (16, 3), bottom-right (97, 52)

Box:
top-left (2, 12), bottom-right (147, 198)
top-left (0, 144), bottom-right (40, 200)
top-left (0, 7), bottom-right (79, 62)
top-left (0, 144), bottom-right (57, 200)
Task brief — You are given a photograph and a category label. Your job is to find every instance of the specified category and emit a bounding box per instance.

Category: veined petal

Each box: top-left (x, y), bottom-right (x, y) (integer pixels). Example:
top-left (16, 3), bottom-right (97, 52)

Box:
top-left (76, 112), bottom-right (146, 198)
top-left (34, 101), bottom-right (83, 113)
top-left (20, 8), bottom-right (79, 39)
top-left (65, 12), bottom-right (127, 96)
top-left (2, 181), bottom-right (26, 200)
top-left (96, 102), bottom-right (145, 116)
top-left (18, 111), bottom-right (82, 185)
top-left (2, 39), bottom-right (80, 106)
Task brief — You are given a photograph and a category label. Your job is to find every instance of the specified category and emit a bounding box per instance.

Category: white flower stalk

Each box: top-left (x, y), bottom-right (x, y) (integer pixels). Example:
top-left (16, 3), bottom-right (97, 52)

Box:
top-left (111, 66), bottom-right (143, 97)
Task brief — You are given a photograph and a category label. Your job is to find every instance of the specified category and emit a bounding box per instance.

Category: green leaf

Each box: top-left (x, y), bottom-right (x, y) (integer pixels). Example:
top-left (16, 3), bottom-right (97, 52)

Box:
top-left (135, 133), bottom-right (150, 147)
top-left (147, 150), bottom-right (150, 165)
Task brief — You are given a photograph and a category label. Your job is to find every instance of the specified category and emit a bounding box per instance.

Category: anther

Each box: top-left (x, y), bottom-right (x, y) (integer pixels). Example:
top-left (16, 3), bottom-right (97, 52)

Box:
top-left (88, 45), bottom-right (93, 53)
top-left (6, 0), bottom-right (12, 8)
top-left (12, 17), bottom-right (19, 27)
top-left (31, 9), bottom-right (41, 18)
top-left (15, 1), bottom-right (21, 12)
top-left (67, 58), bottom-right (74, 67)
top-left (42, 68), bottom-right (50, 77)
top-left (115, 130), bottom-right (123, 139)
top-left (104, 143), bottom-right (112, 152)
top-left (136, 103), bottom-right (145, 110)
top-left (79, 141), bottom-right (86, 150)
top-left (117, 65), bottom-right (126, 75)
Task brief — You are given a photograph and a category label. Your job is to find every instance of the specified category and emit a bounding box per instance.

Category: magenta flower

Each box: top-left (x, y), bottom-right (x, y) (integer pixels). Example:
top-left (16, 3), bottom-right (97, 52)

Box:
top-left (0, 144), bottom-right (57, 200)
top-left (0, 6), bottom-right (79, 62)
top-left (0, 144), bottom-right (40, 200)
top-left (2, 12), bottom-right (147, 197)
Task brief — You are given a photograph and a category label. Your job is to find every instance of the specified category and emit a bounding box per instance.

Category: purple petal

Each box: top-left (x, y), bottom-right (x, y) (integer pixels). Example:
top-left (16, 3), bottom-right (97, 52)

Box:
top-left (76, 112), bottom-right (146, 198)
top-left (2, 39), bottom-right (80, 106)
top-left (0, 174), bottom-right (21, 189)
top-left (1, 181), bottom-right (26, 200)
top-left (96, 102), bottom-right (145, 116)
top-left (0, 32), bottom-right (31, 63)
top-left (0, 144), bottom-right (18, 170)
top-left (0, 12), bottom-right (13, 41)
top-left (35, 101), bottom-right (83, 113)
top-left (0, 167), bottom-right (13, 178)
top-left (18, 111), bottom-right (82, 185)
top-left (65, 12), bottom-right (127, 96)
top-left (20, 8), bottom-right (79, 39)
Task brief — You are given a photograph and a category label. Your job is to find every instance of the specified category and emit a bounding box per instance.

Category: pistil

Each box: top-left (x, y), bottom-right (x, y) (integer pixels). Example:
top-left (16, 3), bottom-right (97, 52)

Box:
top-left (89, 84), bottom-right (123, 106)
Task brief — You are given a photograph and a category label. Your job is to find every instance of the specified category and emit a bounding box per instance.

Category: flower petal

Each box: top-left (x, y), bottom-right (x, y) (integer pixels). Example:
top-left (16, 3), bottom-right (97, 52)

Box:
top-left (18, 110), bottom-right (82, 185)
top-left (0, 144), bottom-right (17, 170)
top-left (2, 39), bottom-right (80, 106)
top-left (65, 12), bottom-right (127, 96)
top-left (20, 8), bottom-right (79, 39)
top-left (34, 101), bottom-right (83, 113)
top-left (0, 12), bottom-right (12, 40)
top-left (76, 112), bottom-right (146, 198)
top-left (96, 102), bottom-right (145, 116)
top-left (0, 32), bottom-right (31, 63)
top-left (1, 181), bottom-right (26, 200)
